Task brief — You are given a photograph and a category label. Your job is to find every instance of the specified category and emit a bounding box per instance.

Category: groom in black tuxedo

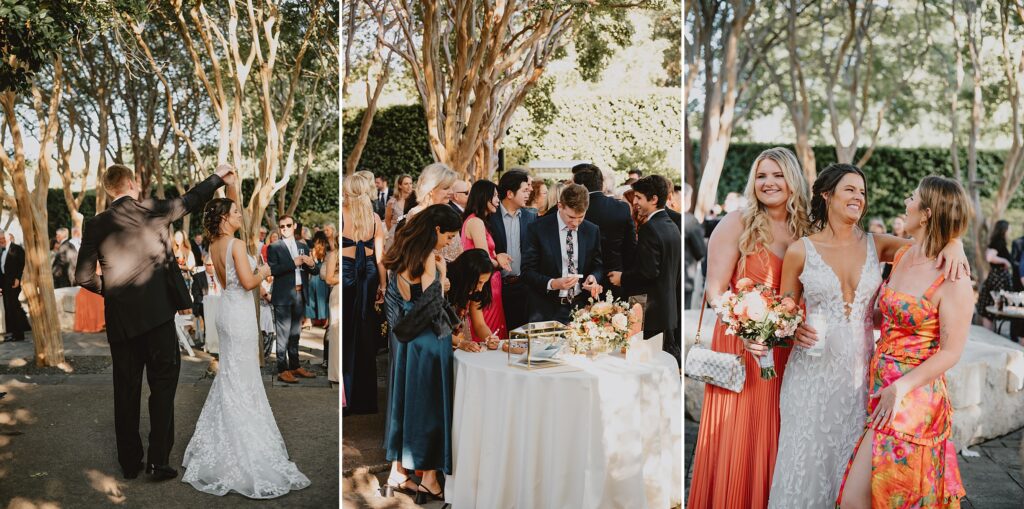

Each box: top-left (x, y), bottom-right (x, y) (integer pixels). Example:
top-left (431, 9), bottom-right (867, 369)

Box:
top-left (522, 184), bottom-right (605, 324)
top-left (76, 163), bottom-right (231, 480)
top-left (608, 176), bottom-right (682, 365)
top-left (266, 215), bottom-right (317, 384)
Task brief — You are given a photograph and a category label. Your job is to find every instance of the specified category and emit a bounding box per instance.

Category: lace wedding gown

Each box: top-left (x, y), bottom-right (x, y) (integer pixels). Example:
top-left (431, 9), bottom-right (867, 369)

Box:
top-left (768, 235), bottom-right (881, 509)
top-left (182, 238), bottom-right (311, 498)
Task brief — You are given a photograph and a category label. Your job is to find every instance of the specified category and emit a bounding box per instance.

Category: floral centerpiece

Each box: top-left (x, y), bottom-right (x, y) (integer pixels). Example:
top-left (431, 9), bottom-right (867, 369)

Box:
top-left (713, 278), bottom-right (803, 379)
top-left (566, 292), bottom-right (640, 356)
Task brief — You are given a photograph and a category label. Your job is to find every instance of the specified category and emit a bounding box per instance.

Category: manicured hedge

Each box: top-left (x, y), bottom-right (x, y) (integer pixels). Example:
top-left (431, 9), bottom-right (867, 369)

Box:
top-left (342, 104), bottom-right (434, 184)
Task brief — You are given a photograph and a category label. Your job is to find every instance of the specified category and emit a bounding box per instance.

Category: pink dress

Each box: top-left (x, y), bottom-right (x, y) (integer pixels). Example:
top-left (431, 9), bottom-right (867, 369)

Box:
top-left (461, 214), bottom-right (507, 341)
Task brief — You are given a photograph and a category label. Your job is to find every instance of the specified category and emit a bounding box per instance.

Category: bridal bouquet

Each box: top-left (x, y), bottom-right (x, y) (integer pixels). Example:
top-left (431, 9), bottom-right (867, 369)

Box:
top-left (713, 278), bottom-right (803, 379)
top-left (566, 292), bottom-right (640, 356)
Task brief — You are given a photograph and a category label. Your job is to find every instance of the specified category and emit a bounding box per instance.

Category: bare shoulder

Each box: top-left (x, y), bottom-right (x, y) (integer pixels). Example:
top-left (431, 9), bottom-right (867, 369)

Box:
top-left (936, 273), bottom-right (974, 308)
top-left (710, 211), bottom-right (743, 241)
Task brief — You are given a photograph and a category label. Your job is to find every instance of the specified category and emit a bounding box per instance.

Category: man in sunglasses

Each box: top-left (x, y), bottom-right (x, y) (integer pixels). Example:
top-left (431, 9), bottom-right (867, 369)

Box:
top-left (266, 215), bottom-right (317, 383)
top-left (449, 179), bottom-right (470, 215)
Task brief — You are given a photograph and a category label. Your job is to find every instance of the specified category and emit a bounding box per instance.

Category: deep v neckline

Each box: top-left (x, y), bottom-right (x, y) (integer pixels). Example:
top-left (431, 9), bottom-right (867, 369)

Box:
top-left (805, 234), bottom-right (875, 319)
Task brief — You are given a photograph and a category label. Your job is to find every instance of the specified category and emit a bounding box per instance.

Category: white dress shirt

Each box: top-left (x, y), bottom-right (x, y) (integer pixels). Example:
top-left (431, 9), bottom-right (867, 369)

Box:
top-left (546, 213), bottom-right (580, 297)
top-left (283, 237), bottom-right (302, 283)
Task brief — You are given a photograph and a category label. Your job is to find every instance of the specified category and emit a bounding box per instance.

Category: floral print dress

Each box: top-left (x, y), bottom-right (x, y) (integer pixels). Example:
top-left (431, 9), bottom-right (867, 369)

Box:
top-left (836, 246), bottom-right (965, 508)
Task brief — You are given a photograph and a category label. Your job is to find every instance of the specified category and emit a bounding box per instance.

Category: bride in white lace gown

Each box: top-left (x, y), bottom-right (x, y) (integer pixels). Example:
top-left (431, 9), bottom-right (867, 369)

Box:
top-left (182, 197), bottom-right (311, 498)
top-left (765, 165), bottom-right (968, 508)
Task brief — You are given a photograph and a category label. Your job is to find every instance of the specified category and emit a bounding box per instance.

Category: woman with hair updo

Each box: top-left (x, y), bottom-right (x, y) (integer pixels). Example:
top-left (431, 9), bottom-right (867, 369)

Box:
top-left (526, 179), bottom-right (548, 215)
top-left (341, 172), bottom-right (386, 415)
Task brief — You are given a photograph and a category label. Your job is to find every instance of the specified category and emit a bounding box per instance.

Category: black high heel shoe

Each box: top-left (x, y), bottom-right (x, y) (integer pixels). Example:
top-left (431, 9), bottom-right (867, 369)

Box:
top-left (414, 480), bottom-right (444, 504)
top-left (379, 473), bottom-right (416, 498)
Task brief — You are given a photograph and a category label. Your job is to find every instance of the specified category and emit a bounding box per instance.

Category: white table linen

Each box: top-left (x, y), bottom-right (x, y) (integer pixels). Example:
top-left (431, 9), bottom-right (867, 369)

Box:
top-left (446, 348), bottom-right (681, 509)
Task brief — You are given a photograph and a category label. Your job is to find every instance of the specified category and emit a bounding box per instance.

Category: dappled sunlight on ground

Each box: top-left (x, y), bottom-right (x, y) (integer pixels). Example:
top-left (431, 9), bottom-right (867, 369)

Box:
top-left (6, 359), bottom-right (27, 369)
top-left (4, 497), bottom-right (61, 509)
top-left (84, 469), bottom-right (126, 504)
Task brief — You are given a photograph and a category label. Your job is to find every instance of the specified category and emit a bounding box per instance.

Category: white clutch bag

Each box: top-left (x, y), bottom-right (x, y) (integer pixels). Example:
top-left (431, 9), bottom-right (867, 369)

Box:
top-left (683, 292), bottom-right (745, 393)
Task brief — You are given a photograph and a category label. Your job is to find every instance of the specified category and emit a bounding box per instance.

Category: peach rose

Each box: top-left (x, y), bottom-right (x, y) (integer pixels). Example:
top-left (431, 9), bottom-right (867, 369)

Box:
top-left (735, 278), bottom-right (755, 291)
top-left (779, 297), bottom-right (798, 314)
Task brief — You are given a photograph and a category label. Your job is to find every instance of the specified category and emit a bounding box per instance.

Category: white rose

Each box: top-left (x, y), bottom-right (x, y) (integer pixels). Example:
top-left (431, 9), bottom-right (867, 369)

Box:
top-left (612, 313), bottom-right (629, 331)
top-left (742, 292), bottom-right (769, 322)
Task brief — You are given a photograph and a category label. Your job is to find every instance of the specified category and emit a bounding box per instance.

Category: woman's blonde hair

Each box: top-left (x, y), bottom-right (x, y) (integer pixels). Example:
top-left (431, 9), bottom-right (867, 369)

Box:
top-left (739, 147), bottom-right (812, 263)
top-left (344, 173), bottom-right (376, 240)
top-left (917, 175), bottom-right (972, 259)
top-left (416, 163), bottom-right (458, 207)
top-left (546, 182), bottom-right (565, 215)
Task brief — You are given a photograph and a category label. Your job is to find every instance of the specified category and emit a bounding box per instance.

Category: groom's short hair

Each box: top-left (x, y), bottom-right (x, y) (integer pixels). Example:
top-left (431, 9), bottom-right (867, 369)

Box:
top-left (103, 164), bottom-right (135, 193)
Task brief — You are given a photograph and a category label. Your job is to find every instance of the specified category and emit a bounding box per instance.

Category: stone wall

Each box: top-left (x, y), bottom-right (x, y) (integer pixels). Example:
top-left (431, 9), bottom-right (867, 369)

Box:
top-left (684, 309), bottom-right (1024, 448)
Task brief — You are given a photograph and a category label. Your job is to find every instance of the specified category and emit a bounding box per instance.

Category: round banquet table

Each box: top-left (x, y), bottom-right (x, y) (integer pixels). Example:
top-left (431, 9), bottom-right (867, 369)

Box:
top-left (445, 348), bottom-right (681, 509)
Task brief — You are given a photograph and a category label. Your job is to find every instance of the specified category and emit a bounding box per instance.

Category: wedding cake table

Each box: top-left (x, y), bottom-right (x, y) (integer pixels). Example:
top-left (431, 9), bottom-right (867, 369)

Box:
top-left (445, 347), bottom-right (681, 508)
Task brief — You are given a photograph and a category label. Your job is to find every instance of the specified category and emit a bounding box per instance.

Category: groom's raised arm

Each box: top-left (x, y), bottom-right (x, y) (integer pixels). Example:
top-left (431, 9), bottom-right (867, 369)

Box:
top-left (75, 219), bottom-right (103, 295)
top-left (152, 173), bottom-right (225, 226)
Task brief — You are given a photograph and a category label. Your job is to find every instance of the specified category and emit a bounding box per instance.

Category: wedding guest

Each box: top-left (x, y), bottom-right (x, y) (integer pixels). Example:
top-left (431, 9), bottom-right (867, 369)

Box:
top-left (374, 173), bottom-right (392, 218)
top-left (304, 231), bottom-right (331, 327)
top-left (261, 231), bottom-right (279, 263)
top-left (573, 163), bottom-right (636, 296)
top-left (267, 214), bottom-right (317, 384)
top-left (449, 179), bottom-right (470, 216)
top-left (0, 230), bottom-right (29, 342)
top-left (342, 173), bottom-right (386, 414)
top-left (545, 181), bottom-right (565, 217)
top-left (628, 168), bottom-right (642, 181)
top-left (255, 227), bottom-right (268, 254)
top-left (74, 284), bottom-right (106, 333)
top-left (447, 249), bottom-right (501, 348)
top-left (191, 233), bottom-right (205, 266)
top-left (892, 215), bottom-right (908, 239)
top-left (489, 169), bottom-right (537, 330)
top-left (323, 223), bottom-right (337, 250)
top-left (323, 233), bottom-right (340, 383)
top-left (403, 163), bottom-right (460, 261)
top-left (658, 177), bottom-right (682, 231)
top-left (52, 227), bottom-right (78, 288)
top-left (837, 176), bottom-right (969, 508)
top-left (977, 219), bottom-right (1014, 331)
top-left (521, 184), bottom-right (604, 324)
top-left (688, 147), bottom-right (812, 509)
top-left (172, 230), bottom-right (196, 277)
top-left (381, 204), bottom-right (471, 504)
top-left (190, 256), bottom-right (221, 341)
top-left (259, 276), bottom-right (275, 360)
top-left (683, 183), bottom-right (706, 309)
top-left (526, 179), bottom-right (548, 215)
top-left (385, 175), bottom-right (413, 231)
top-left (461, 180), bottom-right (510, 340)
top-left (668, 184), bottom-right (683, 213)
top-left (609, 176), bottom-right (682, 364)
top-left (868, 217), bottom-right (887, 235)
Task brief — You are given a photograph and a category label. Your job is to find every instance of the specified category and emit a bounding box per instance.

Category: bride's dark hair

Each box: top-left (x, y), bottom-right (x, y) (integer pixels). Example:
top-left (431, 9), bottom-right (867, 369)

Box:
top-left (202, 198), bottom-right (235, 248)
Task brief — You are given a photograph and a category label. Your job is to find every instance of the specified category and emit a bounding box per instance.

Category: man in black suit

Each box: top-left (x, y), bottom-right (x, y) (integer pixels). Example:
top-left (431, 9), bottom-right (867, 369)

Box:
top-left (489, 169), bottom-right (538, 330)
top-left (449, 179), bottom-right (470, 216)
top-left (373, 174), bottom-right (391, 218)
top-left (609, 176), bottom-right (682, 365)
top-left (0, 231), bottom-right (30, 342)
top-left (522, 184), bottom-right (605, 324)
top-left (52, 227), bottom-right (78, 288)
top-left (572, 164), bottom-right (635, 297)
top-left (75, 163), bottom-right (232, 481)
top-left (266, 214), bottom-right (317, 384)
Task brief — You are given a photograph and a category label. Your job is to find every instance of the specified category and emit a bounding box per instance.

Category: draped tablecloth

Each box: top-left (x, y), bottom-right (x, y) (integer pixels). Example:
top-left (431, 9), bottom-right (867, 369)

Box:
top-left (445, 349), bottom-right (681, 509)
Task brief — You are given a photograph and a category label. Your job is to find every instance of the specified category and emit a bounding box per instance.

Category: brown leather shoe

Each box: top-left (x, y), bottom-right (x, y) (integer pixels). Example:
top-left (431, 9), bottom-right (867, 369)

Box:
top-left (292, 367), bottom-right (316, 378)
top-left (277, 371), bottom-right (299, 383)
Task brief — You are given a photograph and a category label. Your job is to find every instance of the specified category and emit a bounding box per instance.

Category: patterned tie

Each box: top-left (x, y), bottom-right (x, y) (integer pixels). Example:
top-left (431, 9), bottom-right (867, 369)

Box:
top-left (565, 228), bottom-right (576, 298)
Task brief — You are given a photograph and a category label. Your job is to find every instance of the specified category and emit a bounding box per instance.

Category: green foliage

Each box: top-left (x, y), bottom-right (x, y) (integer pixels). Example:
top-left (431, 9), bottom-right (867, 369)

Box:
top-left (698, 141), bottom-right (1020, 224)
top-left (46, 171), bottom-right (339, 236)
top-left (651, 8), bottom-right (680, 87)
top-left (572, 8), bottom-right (635, 82)
top-left (341, 104), bottom-right (433, 183)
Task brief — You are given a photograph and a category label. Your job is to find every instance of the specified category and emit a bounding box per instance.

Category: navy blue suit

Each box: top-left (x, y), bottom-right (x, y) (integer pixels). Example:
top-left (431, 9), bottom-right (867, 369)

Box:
top-left (488, 206), bottom-right (538, 329)
top-left (521, 213), bottom-right (604, 324)
top-left (267, 238), bottom-right (315, 373)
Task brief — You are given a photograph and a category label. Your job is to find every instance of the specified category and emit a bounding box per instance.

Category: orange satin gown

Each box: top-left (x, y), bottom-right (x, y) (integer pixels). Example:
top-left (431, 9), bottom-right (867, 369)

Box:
top-left (687, 247), bottom-right (792, 509)
top-left (73, 287), bottom-right (105, 333)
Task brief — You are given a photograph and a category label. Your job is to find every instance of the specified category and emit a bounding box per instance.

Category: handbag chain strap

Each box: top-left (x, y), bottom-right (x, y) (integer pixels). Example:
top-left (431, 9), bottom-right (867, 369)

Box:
top-left (695, 290), bottom-right (707, 346)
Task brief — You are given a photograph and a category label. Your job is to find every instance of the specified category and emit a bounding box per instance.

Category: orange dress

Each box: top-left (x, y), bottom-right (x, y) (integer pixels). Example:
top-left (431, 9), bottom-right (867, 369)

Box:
top-left (837, 246), bottom-right (964, 508)
top-left (688, 247), bottom-right (793, 509)
top-left (73, 288), bottom-right (105, 333)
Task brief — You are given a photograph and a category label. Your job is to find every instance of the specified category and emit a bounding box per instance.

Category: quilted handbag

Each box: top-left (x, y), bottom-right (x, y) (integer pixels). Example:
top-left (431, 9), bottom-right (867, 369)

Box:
top-left (684, 292), bottom-right (745, 393)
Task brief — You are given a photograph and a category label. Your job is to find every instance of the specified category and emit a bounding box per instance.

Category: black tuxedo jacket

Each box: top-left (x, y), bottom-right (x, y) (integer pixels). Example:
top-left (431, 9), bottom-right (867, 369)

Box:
top-left (75, 174), bottom-right (224, 342)
top-left (487, 205), bottom-right (538, 259)
top-left (52, 240), bottom-right (78, 288)
top-left (521, 213), bottom-right (604, 318)
top-left (267, 239), bottom-right (314, 304)
top-left (0, 243), bottom-right (25, 288)
top-left (666, 208), bottom-right (682, 230)
top-left (621, 210), bottom-right (682, 338)
top-left (584, 192), bottom-right (636, 273)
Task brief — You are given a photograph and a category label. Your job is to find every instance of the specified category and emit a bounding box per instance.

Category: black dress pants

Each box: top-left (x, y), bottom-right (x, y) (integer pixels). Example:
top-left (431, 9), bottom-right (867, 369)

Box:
top-left (108, 320), bottom-right (180, 471)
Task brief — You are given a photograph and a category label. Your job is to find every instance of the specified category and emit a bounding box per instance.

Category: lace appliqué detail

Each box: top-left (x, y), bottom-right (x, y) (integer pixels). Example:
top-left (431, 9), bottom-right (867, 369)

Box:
top-left (768, 234), bottom-right (882, 509)
top-left (181, 238), bottom-right (311, 499)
